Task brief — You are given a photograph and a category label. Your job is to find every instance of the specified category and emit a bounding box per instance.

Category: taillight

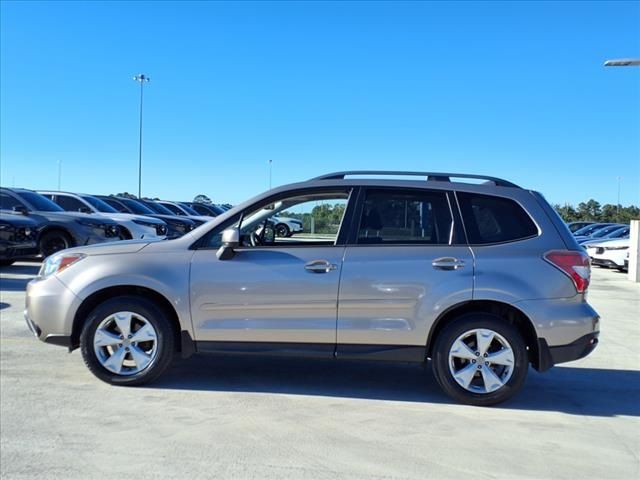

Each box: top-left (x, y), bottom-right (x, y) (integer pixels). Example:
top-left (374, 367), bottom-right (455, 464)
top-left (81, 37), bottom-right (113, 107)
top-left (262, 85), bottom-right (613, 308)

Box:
top-left (543, 250), bottom-right (591, 293)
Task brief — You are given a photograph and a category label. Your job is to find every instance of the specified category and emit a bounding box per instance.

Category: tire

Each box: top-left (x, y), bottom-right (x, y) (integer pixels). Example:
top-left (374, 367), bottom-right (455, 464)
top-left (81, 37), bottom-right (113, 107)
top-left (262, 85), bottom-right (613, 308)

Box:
top-left (80, 295), bottom-right (175, 386)
top-left (431, 313), bottom-right (528, 406)
top-left (39, 230), bottom-right (72, 258)
top-left (0, 260), bottom-right (15, 267)
top-left (275, 223), bottom-right (290, 238)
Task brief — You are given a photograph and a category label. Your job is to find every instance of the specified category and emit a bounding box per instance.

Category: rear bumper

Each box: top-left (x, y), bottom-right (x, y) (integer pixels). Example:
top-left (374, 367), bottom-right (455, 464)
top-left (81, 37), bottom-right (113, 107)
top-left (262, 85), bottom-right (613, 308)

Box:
top-left (537, 332), bottom-right (599, 372)
top-left (591, 258), bottom-right (620, 268)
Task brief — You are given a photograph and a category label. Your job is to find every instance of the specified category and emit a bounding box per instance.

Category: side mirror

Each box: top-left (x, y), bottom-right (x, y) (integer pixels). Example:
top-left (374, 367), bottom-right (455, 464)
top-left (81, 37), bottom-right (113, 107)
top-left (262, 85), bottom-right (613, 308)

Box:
top-left (216, 227), bottom-right (240, 260)
top-left (12, 205), bottom-right (28, 215)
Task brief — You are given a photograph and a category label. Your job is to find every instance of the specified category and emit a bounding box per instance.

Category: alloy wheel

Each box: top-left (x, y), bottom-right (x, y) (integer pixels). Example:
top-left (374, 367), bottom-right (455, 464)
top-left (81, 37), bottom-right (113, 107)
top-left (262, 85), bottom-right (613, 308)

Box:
top-left (448, 328), bottom-right (515, 394)
top-left (93, 311), bottom-right (158, 375)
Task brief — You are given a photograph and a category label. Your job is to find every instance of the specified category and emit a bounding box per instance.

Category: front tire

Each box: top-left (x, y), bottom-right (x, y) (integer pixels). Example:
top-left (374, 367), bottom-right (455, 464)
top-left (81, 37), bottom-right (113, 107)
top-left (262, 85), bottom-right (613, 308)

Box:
top-left (80, 296), bottom-right (175, 386)
top-left (431, 314), bottom-right (528, 406)
top-left (275, 223), bottom-right (290, 238)
top-left (39, 230), bottom-right (72, 257)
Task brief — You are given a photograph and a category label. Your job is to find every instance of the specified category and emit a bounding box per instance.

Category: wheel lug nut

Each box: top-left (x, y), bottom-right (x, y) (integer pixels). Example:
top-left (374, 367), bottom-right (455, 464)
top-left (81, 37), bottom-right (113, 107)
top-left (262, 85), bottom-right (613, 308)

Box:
top-left (477, 365), bottom-right (482, 369)
top-left (483, 353), bottom-right (488, 358)
top-left (127, 334), bottom-right (132, 339)
top-left (485, 362), bottom-right (489, 366)
top-left (472, 359), bottom-right (476, 364)
top-left (475, 352), bottom-right (480, 356)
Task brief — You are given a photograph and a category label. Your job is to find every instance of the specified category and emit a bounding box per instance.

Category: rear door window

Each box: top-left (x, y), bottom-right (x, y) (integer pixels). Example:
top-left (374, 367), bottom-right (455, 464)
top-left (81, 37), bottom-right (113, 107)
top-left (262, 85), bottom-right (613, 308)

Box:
top-left (457, 192), bottom-right (538, 244)
top-left (356, 189), bottom-right (453, 245)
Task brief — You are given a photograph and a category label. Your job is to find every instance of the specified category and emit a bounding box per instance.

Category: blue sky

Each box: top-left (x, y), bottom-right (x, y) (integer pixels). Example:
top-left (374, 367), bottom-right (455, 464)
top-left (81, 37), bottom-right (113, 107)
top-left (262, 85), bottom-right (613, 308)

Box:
top-left (1, 1), bottom-right (639, 206)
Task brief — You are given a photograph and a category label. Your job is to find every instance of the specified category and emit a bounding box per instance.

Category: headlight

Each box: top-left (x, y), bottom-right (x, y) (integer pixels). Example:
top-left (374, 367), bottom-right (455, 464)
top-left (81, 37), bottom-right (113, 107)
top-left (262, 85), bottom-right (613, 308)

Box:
top-left (133, 219), bottom-right (159, 228)
top-left (39, 253), bottom-right (86, 279)
top-left (605, 246), bottom-right (629, 251)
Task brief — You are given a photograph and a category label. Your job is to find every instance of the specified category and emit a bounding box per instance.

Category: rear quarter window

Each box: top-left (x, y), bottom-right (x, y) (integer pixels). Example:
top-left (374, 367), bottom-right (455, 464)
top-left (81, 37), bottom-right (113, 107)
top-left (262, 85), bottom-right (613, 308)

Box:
top-left (457, 192), bottom-right (538, 244)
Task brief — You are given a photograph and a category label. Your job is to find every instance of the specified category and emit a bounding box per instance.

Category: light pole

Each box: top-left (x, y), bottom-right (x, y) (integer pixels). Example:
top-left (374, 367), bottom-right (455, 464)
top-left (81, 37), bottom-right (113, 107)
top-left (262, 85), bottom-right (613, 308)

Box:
top-left (57, 160), bottom-right (62, 190)
top-left (133, 74), bottom-right (150, 198)
top-left (604, 59), bottom-right (638, 220)
top-left (269, 159), bottom-right (273, 189)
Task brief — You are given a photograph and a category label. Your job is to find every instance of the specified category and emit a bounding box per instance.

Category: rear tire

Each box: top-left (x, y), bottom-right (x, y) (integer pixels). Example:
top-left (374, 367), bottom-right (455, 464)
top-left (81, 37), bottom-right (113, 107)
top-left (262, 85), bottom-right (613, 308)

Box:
top-left (275, 223), bottom-right (290, 238)
top-left (80, 296), bottom-right (175, 386)
top-left (431, 314), bottom-right (528, 406)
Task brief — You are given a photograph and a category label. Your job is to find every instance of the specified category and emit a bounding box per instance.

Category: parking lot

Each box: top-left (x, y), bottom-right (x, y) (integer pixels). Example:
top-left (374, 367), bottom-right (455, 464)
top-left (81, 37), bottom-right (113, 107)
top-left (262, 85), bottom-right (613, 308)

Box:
top-left (0, 263), bottom-right (638, 479)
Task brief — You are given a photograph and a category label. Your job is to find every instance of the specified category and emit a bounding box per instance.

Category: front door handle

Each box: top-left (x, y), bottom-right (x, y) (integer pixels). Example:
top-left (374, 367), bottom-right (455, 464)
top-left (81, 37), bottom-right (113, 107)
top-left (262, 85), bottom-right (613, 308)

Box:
top-left (432, 257), bottom-right (465, 271)
top-left (305, 260), bottom-right (338, 274)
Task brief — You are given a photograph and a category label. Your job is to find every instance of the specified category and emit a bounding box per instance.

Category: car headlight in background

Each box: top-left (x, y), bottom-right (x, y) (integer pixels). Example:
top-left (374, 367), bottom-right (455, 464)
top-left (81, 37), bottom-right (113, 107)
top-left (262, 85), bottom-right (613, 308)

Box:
top-left (39, 253), bottom-right (86, 279)
top-left (133, 219), bottom-right (167, 236)
top-left (75, 219), bottom-right (119, 238)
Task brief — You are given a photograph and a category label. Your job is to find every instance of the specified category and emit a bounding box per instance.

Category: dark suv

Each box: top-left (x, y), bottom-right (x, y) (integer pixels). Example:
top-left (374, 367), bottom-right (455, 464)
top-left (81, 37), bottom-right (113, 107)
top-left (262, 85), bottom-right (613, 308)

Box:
top-left (0, 188), bottom-right (121, 257)
top-left (0, 211), bottom-right (41, 266)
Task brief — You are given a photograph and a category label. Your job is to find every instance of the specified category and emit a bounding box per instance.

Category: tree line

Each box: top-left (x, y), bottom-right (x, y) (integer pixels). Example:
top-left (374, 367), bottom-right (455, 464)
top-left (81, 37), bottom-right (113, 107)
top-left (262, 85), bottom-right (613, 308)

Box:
top-left (554, 199), bottom-right (639, 224)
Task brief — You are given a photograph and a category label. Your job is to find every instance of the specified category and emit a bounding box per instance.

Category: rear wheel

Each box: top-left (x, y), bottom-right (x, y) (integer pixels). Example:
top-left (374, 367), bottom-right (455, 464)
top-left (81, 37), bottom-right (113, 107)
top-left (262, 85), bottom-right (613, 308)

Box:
top-left (275, 223), bottom-right (290, 237)
top-left (39, 230), bottom-right (71, 257)
top-left (431, 314), bottom-right (528, 406)
top-left (80, 296), bottom-right (175, 386)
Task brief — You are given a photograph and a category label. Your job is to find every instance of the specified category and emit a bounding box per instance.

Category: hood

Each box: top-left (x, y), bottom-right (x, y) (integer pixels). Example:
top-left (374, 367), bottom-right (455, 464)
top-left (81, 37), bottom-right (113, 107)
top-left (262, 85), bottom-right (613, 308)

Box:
top-left (64, 239), bottom-right (156, 256)
top-left (0, 211), bottom-right (41, 227)
top-left (95, 212), bottom-right (165, 224)
top-left (587, 238), bottom-right (629, 248)
top-left (32, 210), bottom-right (118, 224)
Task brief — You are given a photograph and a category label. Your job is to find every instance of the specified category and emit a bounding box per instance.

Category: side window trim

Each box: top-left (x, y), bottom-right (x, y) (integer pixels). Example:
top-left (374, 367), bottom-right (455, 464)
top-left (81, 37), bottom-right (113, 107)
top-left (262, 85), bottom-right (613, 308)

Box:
top-left (347, 186), bottom-right (456, 247)
top-left (192, 186), bottom-right (356, 250)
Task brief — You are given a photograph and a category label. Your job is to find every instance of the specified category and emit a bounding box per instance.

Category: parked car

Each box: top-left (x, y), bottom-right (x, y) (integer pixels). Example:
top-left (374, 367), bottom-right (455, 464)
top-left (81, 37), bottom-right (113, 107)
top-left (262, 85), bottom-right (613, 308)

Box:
top-left (572, 223), bottom-right (617, 239)
top-left (0, 211), bottom-right (41, 266)
top-left (585, 238), bottom-right (629, 271)
top-left (25, 171), bottom-right (599, 406)
top-left (182, 202), bottom-right (225, 217)
top-left (580, 225), bottom-right (630, 247)
top-left (136, 199), bottom-right (207, 227)
top-left (152, 200), bottom-right (212, 224)
top-left (575, 224), bottom-right (627, 244)
top-left (272, 216), bottom-right (304, 237)
top-left (567, 221), bottom-right (596, 233)
top-left (39, 191), bottom-right (168, 240)
top-left (96, 196), bottom-right (196, 239)
top-left (0, 188), bottom-right (121, 257)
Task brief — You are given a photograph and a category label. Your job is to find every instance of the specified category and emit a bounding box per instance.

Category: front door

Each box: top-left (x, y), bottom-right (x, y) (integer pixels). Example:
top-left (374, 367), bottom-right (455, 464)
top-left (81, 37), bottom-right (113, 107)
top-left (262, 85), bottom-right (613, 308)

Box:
top-left (190, 188), bottom-right (353, 350)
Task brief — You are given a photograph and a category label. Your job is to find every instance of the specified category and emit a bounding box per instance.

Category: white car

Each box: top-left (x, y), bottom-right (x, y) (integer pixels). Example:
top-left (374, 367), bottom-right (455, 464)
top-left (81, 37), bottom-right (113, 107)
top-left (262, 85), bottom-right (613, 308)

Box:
top-left (40, 191), bottom-right (168, 240)
top-left (272, 216), bottom-right (304, 237)
top-left (586, 238), bottom-right (629, 271)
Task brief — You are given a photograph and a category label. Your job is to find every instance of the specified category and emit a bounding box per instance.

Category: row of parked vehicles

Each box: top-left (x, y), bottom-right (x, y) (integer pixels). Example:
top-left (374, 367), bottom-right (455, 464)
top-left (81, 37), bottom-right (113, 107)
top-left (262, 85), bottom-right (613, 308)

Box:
top-left (566, 221), bottom-right (631, 271)
top-left (0, 187), bottom-right (234, 265)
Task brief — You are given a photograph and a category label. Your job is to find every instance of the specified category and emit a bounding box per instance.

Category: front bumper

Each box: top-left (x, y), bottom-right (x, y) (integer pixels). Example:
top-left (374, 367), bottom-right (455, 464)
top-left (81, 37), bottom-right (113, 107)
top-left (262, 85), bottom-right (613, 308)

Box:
top-left (0, 243), bottom-right (39, 260)
top-left (25, 275), bottom-right (82, 347)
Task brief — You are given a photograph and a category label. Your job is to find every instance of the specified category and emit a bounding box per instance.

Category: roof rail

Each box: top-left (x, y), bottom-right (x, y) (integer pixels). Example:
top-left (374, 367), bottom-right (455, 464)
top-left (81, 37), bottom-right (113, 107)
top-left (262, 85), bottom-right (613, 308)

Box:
top-left (310, 171), bottom-right (520, 188)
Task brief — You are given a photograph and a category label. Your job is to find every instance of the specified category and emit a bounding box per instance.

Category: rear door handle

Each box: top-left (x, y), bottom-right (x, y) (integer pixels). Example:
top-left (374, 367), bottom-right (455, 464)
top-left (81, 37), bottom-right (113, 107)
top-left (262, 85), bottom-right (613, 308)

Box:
top-left (432, 257), bottom-right (465, 271)
top-left (305, 260), bottom-right (338, 274)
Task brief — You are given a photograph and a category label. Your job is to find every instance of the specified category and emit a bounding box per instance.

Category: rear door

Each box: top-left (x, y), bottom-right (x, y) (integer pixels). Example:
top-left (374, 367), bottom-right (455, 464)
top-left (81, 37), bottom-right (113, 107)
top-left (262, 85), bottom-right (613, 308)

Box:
top-left (336, 187), bottom-right (474, 355)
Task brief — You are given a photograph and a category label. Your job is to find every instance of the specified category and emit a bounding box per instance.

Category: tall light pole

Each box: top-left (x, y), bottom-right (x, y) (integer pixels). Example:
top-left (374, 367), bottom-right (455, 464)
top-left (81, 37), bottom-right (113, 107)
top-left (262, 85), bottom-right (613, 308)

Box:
top-left (604, 59), bottom-right (638, 220)
top-left (57, 160), bottom-right (62, 190)
top-left (133, 74), bottom-right (150, 198)
top-left (269, 159), bottom-right (273, 189)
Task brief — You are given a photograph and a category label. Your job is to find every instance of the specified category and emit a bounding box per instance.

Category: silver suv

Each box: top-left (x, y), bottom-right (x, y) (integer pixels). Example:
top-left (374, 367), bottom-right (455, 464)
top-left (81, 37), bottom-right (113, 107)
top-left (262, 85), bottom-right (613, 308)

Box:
top-left (25, 172), bottom-right (599, 406)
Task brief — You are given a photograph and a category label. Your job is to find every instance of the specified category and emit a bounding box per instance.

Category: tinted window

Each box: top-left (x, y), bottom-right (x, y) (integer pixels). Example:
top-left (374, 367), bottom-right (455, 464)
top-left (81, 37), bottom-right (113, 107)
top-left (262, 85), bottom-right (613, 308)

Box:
top-left (0, 193), bottom-right (23, 210)
top-left (458, 192), bottom-right (538, 244)
top-left (101, 198), bottom-right (129, 213)
top-left (16, 191), bottom-right (64, 212)
top-left (356, 189), bottom-right (452, 245)
top-left (81, 195), bottom-right (118, 213)
top-left (158, 202), bottom-right (185, 215)
top-left (120, 199), bottom-right (155, 215)
top-left (56, 195), bottom-right (88, 212)
top-left (140, 200), bottom-right (174, 215)
top-left (177, 203), bottom-right (200, 215)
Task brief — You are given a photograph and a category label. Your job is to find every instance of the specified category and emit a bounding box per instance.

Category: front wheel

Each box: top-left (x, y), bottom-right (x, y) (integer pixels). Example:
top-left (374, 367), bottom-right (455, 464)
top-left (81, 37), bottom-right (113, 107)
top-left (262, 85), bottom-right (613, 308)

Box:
top-left (39, 230), bottom-right (71, 257)
top-left (275, 223), bottom-right (290, 238)
top-left (431, 314), bottom-right (528, 406)
top-left (80, 296), bottom-right (175, 386)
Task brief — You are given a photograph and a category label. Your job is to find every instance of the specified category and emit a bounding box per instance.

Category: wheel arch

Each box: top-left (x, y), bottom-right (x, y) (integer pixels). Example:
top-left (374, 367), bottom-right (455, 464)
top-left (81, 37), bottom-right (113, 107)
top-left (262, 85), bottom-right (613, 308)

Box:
top-left (70, 285), bottom-right (187, 355)
top-left (426, 300), bottom-right (542, 370)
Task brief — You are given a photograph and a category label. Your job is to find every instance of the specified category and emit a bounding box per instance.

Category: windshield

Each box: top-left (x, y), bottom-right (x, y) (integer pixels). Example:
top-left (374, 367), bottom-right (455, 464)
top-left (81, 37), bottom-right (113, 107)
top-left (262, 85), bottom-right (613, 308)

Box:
top-left (120, 198), bottom-right (155, 215)
top-left (141, 200), bottom-right (175, 215)
top-left (604, 227), bottom-right (629, 238)
top-left (18, 191), bottom-right (64, 212)
top-left (574, 224), bottom-right (611, 236)
top-left (591, 225), bottom-right (624, 238)
top-left (81, 195), bottom-right (118, 213)
top-left (177, 203), bottom-right (200, 215)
